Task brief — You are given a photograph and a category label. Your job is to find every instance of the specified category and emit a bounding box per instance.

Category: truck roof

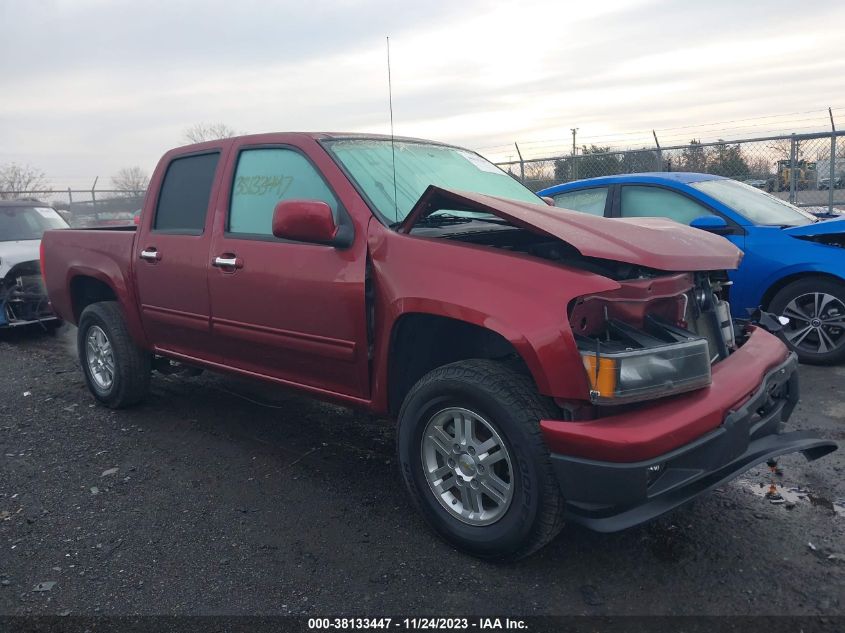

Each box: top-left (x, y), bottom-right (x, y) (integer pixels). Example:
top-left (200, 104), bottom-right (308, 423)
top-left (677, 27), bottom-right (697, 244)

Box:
top-left (170, 132), bottom-right (465, 154)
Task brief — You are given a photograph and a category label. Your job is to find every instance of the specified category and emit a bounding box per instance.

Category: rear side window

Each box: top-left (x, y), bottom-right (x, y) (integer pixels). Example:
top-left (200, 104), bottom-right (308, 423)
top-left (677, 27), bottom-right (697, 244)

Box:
top-left (553, 187), bottom-right (608, 216)
top-left (228, 148), bottom-right (338, 237)
top-left (620, 185), bottom-right (716, 225)
top-left (154, 152), bottom-right (220, 234)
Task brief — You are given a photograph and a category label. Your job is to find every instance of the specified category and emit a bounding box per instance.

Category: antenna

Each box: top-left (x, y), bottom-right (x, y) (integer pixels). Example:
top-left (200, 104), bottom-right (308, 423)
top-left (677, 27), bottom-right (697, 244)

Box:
top-left (387, 36), bottom-right (398, 221)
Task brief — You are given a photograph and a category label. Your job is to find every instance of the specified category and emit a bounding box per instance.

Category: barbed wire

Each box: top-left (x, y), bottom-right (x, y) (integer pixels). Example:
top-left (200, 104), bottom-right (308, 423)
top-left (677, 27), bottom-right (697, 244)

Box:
top-left (475, 108), bottom-right (841, 159)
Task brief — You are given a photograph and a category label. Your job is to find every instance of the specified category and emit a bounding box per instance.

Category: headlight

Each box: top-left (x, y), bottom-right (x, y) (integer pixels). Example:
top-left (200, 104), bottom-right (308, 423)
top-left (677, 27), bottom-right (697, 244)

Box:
top-left (580, 338), bottom-right (712, 405)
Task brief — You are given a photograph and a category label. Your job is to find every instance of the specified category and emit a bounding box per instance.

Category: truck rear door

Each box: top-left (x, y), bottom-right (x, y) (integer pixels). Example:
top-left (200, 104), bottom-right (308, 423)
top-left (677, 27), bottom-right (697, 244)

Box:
top-left (134, 149), bottom-right (225, 360)
top-left (206, 141), bottom-right (370, 400)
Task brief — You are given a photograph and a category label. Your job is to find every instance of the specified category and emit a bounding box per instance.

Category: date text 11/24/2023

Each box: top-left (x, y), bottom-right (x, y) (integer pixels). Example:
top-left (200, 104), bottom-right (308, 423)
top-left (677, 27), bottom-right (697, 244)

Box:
top-left (307, 618), bottom-right (528, 630)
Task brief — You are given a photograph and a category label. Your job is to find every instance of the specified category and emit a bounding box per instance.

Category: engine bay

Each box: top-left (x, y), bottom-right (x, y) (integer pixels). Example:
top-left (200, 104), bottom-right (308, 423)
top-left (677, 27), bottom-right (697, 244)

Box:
top-left (422, 224), bottom-right (667, 281)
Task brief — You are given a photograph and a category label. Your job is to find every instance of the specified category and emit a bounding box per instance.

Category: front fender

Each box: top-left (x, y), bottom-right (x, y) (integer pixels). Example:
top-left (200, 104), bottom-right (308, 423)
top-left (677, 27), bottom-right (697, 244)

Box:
top-left (367, 223), bottom-right (621, 411)
top-left (753, 262), bottom-right (845, 310)
top-left (386, 297), bottom-right (557, 395)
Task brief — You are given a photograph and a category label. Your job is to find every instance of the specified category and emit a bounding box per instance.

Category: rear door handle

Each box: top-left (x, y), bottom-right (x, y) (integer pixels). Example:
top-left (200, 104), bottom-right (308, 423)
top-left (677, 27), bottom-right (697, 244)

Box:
top-left (140, 248), bottom-right (160, 262)
top-left (212, 255), bottom-right (243, 269)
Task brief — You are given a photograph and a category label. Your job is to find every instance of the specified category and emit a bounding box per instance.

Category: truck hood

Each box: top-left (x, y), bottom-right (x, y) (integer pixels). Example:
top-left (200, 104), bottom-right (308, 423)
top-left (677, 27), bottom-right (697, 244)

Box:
top-left (0, 239), bottom-right (40, 278)
top-left (782, 216), bottom-right (845, 238)
top-left (399, 186), bottom-right (743, 272)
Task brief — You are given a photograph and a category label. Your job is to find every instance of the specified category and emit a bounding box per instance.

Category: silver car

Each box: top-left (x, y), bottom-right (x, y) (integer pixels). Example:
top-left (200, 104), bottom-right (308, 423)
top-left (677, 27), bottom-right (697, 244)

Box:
top-left (0, 200), bottom-right (69, 329)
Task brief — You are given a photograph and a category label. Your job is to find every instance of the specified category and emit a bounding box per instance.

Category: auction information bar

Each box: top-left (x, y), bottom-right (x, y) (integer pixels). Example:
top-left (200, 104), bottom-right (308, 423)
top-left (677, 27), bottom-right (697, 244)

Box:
top-left (3, 616), bottom-right (844, 633)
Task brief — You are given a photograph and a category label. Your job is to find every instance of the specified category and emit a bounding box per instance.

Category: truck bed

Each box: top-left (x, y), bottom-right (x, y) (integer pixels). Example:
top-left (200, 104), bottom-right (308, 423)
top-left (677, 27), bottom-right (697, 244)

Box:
top-left (42, 227), bottom-right (138, 326)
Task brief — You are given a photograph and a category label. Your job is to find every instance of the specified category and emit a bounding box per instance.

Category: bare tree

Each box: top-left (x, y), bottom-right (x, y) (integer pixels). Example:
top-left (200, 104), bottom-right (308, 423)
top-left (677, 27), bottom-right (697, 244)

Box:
top-left (111, 166), bottom-right (150, 197)
top-left (747, 155), bottom-right (772, 178)
top-left (523, 160), bottom-right (554, 184)
top-left (183, 122), bottom-right (238, 143)
top-left (521, 159), bottom-right (561, 191)
top-left (0, 162), bottom-right (48, 200)
top-left (766, 138), bottom-right (804, 162)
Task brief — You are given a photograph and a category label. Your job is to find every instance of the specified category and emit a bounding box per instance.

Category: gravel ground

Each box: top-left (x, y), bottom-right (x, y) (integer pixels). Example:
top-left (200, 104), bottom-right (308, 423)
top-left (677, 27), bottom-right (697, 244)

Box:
top-left (1, 325), bottom-right (843, 616)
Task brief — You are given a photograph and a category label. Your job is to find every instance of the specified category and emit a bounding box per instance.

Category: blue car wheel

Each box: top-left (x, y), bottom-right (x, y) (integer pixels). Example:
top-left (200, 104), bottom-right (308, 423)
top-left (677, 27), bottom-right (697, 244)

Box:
top-left (770, 277), bottom-right (845, 365)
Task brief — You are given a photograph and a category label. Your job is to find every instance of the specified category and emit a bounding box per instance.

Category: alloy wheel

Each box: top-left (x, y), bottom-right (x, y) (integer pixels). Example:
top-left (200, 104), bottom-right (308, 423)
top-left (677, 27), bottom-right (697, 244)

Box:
top-left (86, 325), bottom-right (115, 390)
top-left (420, 407), bottom-right (514, 526)
top-left (781, 292), bottom-right (845, 355)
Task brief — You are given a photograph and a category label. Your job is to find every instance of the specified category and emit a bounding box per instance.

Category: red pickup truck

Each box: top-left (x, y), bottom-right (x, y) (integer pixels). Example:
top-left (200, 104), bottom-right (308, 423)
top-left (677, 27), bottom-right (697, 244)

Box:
top-left (41, 133), bottom-right (836, 560)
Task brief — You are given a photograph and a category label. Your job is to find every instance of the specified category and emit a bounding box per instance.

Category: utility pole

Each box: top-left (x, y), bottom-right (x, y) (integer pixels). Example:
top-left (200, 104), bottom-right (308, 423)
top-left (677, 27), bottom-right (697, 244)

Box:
top-left (570, 128), bottom-right (578, 156)
top-left (571, 128), bottom-right (578, 179)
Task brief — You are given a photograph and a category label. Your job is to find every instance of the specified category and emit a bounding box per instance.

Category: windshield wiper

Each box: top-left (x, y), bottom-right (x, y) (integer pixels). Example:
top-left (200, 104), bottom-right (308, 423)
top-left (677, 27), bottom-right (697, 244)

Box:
top-left (390, 213), bottom-right (513, 230)
top-left (391, 214), bottom-right (481, 229)
top-left (417, 213), bottom-right (474, 225)
top-left (421, 214), bottom-right (512, 226)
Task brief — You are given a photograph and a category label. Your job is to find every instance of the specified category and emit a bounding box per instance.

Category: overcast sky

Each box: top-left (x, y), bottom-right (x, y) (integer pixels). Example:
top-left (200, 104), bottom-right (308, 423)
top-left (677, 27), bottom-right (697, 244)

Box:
top-left (1, 0), bottom-right (843, 189)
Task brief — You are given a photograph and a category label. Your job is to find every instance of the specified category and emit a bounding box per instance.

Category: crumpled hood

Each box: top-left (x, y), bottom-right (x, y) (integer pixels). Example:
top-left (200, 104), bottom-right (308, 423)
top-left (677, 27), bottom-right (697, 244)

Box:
top-left (399, 186), bottom-right (743, 272)
top-left (782, 216), bottom-right (845, 238)
top-left (0, 240), bottom-right (40, 278)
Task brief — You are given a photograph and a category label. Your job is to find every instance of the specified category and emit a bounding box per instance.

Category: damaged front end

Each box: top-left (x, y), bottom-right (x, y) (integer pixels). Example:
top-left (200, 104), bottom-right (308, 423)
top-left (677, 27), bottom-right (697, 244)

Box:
top-left (0, 261), bottom-right (58, 328)
top-left (394, 184), bottom-right (836, 532)
top-left (399, 186), bottom-right (751, 409)
top-left (547, 268), bottom-right (838, 533)
top-left (570, 271), bottom-right (739, 407)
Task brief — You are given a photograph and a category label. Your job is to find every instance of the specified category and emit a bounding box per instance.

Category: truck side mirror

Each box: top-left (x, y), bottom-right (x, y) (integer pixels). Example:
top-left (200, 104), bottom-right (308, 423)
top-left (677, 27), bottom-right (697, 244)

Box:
top-left (272, 200), bottom-right (352, 247)
top-left (690, 215), bottom-right (730, 234)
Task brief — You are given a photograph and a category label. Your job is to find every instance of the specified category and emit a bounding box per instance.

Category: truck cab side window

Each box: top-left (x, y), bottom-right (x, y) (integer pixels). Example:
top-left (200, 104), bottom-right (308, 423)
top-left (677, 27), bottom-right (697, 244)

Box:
top-left (154, 152), bottom-right (220, 234)
top-left (229, 148), bottom-right (338, 237)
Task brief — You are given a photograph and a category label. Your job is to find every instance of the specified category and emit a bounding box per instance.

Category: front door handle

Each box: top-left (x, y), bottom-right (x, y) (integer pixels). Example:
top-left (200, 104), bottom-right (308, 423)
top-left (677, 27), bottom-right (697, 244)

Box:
top-left (139, 248), bottom-right (160, 262)
top-left (212, 255), bottom-right (243, 269)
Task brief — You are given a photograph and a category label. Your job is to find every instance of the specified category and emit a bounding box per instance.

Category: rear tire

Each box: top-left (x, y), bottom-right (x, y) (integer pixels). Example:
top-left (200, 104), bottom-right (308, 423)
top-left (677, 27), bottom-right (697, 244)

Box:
top-left (769, 277), bottom-right (845, 365)
top-left (397, 359), bottom-right (565, 561)
top-left (78, 301), bottom-right (151, 408)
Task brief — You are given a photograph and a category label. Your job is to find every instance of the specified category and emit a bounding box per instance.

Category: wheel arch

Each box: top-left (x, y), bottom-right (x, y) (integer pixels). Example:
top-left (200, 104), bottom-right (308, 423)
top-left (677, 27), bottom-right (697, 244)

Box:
top-left (386, 312), bottom-right (545, 417)
top-left (68, 270), bottom-right (149, 348)
top-left (761, 270), bottom-right (845, 309)
top-left (70, 274), bottom-right (117, 320)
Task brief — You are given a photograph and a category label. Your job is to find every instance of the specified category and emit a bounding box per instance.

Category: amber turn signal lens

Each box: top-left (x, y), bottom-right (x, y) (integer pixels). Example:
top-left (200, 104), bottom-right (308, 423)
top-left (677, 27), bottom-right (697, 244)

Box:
top-left (581, 354), bottom-right (618, 399)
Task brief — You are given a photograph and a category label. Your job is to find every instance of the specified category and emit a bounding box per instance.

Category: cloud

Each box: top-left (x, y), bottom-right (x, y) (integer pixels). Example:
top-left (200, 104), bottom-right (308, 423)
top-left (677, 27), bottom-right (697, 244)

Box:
top-left (0, 0), bottom-right (842, 186)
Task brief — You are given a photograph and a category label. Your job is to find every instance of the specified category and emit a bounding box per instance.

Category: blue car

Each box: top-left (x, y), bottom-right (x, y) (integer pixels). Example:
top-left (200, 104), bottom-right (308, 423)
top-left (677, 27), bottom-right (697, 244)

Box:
top-left (538, 173), bottom-right (845, 364)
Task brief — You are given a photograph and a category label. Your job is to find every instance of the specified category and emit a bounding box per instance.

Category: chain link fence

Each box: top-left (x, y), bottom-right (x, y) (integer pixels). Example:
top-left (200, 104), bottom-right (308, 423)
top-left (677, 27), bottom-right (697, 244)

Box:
top-left (0, 189), bottom-right (143, 227)
top-left (496, 131), bottom-right (845, 212)
top-left (3, 130), bottom-right (844, 221)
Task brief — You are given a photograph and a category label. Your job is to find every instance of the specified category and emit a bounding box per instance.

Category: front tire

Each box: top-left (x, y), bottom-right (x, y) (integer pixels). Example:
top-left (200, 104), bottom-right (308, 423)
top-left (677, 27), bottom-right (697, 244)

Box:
top-left (78, 301), bottom-right (151, 408)
top-left (770, 278), bottom-right (845, 365)
top-left (397, 360), bottom-right (565, 561)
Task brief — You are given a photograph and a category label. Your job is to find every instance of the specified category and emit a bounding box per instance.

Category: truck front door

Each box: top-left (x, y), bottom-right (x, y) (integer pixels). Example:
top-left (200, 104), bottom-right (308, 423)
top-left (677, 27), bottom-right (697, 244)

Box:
top-left (134, 150), bottom-right (224, 361)
top-left (206, 142), bottom-right (370, 401)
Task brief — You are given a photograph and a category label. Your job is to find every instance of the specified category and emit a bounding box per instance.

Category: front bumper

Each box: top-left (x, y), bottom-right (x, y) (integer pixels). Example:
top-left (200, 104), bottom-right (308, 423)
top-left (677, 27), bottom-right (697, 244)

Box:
top-left (0, 314), bottom-right (60, 328)
top-left (0, 267), bottom-right (57, 328)
top-left (547, 352), bottom-right (838, 532)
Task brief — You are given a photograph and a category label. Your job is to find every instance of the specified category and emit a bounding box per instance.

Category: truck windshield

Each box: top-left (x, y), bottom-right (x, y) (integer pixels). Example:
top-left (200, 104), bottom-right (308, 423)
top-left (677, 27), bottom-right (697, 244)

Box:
top-left (324, 139), bottom-right (544, 224)
top-left (690, 179), bottom-right (817, 227)
top-left (0, 206), bottom-right (69, 242)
